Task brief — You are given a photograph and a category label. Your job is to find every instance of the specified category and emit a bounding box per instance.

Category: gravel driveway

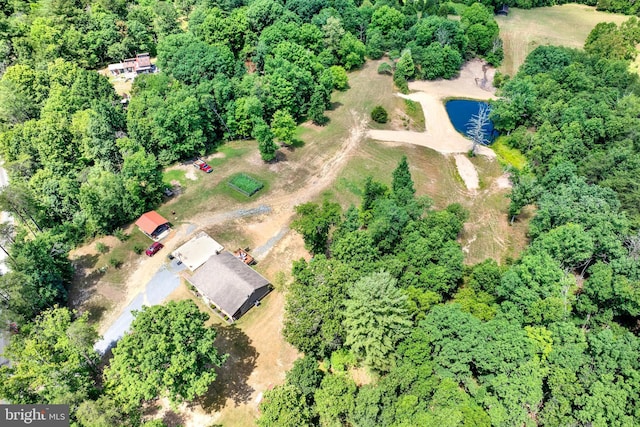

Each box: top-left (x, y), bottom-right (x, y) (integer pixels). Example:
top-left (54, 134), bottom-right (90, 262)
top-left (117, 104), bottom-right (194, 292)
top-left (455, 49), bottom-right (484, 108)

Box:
top-left (94, 258), bottom-right (186, 354)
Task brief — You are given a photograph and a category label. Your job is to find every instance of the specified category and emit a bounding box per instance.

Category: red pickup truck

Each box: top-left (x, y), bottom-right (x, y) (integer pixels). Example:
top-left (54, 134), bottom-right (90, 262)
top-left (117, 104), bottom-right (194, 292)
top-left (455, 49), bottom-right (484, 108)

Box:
top-left (193, 159), bottom-right (213, 173)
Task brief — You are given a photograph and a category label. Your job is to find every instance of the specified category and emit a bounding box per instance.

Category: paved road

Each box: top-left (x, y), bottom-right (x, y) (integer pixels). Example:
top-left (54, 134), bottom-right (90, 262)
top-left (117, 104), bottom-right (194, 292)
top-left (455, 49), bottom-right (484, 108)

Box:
top-left (94, 258), bottom-right (186, 354)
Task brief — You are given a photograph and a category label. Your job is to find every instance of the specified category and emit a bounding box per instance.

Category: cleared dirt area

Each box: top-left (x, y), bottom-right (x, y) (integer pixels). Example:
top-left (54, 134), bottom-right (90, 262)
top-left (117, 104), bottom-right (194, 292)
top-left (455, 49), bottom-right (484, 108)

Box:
top-left (497, 4), bottom-right (629, 76)
top-left (70, 59), bottom-right (529, 426)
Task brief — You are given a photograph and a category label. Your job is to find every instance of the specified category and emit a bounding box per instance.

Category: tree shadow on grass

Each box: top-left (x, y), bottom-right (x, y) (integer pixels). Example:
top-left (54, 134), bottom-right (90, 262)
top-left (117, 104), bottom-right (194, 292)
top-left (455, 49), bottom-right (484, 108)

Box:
top-left (275, 150), bottom-right (288, 162)
top-left (69, 253), bottom-right (106, 309)
top-left (196, 325), bottom-right (258, 412)
top-left (284, 138), bottom-right (305, 152)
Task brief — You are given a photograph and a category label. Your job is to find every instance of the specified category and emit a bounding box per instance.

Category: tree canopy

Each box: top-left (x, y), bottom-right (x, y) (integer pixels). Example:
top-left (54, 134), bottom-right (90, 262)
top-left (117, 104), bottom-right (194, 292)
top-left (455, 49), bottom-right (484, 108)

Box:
top-left (103, 301), bottom-right (226, 411)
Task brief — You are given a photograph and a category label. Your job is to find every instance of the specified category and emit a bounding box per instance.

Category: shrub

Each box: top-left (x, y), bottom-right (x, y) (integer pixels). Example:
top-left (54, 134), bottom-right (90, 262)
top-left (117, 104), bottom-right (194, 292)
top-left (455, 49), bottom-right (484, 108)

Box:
top-left (96, 242), bottom-right (109, 254)
top-left (109, 257), bottom-right (122, 268)
top-left (371, 106), bottom-right (388, 124)
top-left (330, 349), bottom-right (357, 372)
top-left (133, 244), bottom-right (144, 255)
top-left (377, 62), bottom-right (393, 75)
top-left (394, 75), bottom-right (409, 93)
top-left (114, 228), bottom-right (130, 242)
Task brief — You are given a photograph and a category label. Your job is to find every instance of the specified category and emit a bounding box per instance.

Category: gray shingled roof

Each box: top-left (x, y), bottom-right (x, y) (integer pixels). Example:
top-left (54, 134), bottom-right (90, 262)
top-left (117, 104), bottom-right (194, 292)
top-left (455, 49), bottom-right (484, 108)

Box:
top-left (188, 251), bottom-right (269, 317)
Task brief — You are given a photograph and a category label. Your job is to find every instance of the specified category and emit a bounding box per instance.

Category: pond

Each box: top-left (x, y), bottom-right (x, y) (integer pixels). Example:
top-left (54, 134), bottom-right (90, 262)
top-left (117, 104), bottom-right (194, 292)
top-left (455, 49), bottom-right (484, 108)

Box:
top-left (445, 99), bottom-right (499, 143)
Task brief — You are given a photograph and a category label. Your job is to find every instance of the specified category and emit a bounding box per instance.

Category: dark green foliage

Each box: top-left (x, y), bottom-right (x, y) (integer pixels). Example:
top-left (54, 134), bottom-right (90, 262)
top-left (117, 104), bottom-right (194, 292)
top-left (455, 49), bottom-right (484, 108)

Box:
top-left (370, 105), bottom-right (388, 123)
top-left (157, 33), bottom-right (238, 85)
top-left (0, 232), bottom-right (73, 323)
top-left (391, 155), bottom-right (415, 205)
top-left (377, 62), bottom-right (393, 75)
top-left (0, 308), bottom-right (99, 407)
top-left (253, 119), bottom-right (279, 162)
top-left (286, 356), bottom-right (324, 403)
top-left (103, 301), bottom-right (226, 411)
top-left (343, 271), bottom-right (411, 371)
top-left (314, 374), bottom-right (357, 426)
top-left (393, 49), bottom-right (414, 93)
top-left (584, 18), bottom-right (640, 61)
top-left (291, 201), bottom-right (341, 255)
top-left (75, 396), bottom-right (132, 427)
top-left (283, 256), bottom-right (355, 356)
top-left (468, 259), bottom-right (503, 295)
top-left (493, 45), bottom-right (640, 224)
top-left (308, 88), bottom-right (329, 125)
top-left (257, 384), bottom-right (313, 427)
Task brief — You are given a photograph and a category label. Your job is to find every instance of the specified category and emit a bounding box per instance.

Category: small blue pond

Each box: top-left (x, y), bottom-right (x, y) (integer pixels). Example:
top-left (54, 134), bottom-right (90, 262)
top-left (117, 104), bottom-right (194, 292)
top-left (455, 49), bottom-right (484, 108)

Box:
top-left (445, 99), bottom-right (499, 143)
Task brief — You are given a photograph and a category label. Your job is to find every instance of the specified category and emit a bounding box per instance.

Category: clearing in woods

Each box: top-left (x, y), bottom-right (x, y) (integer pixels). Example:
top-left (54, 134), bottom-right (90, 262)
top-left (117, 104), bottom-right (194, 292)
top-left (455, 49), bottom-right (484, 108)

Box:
top-left (70, 59), bottom-right (529, 427)
top-left (497, 4), bottom-right (630, 76)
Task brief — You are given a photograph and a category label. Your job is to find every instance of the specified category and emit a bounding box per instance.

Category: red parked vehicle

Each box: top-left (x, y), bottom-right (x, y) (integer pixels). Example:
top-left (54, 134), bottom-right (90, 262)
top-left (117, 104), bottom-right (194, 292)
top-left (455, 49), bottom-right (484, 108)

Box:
top-left (193, 159), bottom-right (213, 173)
top-left (145, 242), bottom-right (164, 257)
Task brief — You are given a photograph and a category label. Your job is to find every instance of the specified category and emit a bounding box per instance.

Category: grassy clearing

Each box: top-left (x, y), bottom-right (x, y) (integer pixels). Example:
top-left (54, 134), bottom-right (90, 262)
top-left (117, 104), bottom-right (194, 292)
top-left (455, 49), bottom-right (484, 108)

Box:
top-left (497, 4), bottom-right (629, 76)
top-left (227, 173), bottom-right (264, 197)
top-left (404, 99), bottom-right (426, 131)
top-left (162, 169), bottom-right (188, 188)
top-left (92, 231), bottom-right (150, 284)
top-left (492, 137), bottom-right (527, 170)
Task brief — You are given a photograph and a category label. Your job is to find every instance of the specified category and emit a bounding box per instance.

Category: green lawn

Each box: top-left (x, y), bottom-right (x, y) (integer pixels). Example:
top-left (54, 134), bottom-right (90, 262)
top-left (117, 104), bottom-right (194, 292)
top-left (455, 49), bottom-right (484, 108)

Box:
top-left (162, 169), bottom-right (188, 188)
top-left (497, 3), bottom-right (629, 76)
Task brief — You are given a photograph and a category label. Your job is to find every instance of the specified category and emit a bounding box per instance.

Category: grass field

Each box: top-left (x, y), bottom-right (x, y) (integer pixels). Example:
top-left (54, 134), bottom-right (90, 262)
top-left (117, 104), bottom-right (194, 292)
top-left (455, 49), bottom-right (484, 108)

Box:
top-left (497, 4), bottom-right (630, 76)
top-left (227, 173), bottom-right (264, 196)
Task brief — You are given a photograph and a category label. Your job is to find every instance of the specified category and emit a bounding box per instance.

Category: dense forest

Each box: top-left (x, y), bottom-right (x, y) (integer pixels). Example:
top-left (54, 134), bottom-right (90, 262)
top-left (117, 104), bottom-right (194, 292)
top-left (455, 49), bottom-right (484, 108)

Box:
top-left (0, 0), bottom-right (504, 425)
top-left (257, 6), bottom-right (640, 427)
top-left (0, 0), bottom-right (639, 426)
top-left (260, 153), bottom-right (640, 426)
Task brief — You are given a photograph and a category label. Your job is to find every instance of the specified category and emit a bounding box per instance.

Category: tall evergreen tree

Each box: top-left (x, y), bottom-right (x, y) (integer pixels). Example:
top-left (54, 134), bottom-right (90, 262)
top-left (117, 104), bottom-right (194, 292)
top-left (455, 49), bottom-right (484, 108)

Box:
top-left (343, 271), bottom-right (412, 372)
top-left (391, 155), bottom-right (415, 206)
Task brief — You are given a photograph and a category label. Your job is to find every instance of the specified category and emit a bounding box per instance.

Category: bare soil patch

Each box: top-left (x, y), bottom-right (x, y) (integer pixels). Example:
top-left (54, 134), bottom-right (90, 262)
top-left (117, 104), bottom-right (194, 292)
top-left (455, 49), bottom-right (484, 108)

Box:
top-left (454, 154), bottom-right (479, 191)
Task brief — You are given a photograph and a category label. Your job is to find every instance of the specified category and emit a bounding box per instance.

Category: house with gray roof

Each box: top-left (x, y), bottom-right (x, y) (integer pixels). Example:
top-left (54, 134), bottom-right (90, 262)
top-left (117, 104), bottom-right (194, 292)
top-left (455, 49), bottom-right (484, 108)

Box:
top-left (186, 251), bottom-right (271, 322)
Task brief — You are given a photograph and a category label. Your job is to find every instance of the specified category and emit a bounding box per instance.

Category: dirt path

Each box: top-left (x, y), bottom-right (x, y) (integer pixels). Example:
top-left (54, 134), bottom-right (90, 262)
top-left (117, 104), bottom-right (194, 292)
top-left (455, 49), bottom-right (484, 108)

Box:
top-left (138, 112), bottom-right (368, 426)
top-left (190, 110), bottom-right (368, 256)
top-left (368, 60), bottom-right (497, 190)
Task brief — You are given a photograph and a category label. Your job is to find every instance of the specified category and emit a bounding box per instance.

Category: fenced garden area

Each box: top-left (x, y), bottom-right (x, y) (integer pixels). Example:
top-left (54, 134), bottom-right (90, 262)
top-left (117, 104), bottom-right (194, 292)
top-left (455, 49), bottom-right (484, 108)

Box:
top-left (227, 173), bottom-right (264, 197)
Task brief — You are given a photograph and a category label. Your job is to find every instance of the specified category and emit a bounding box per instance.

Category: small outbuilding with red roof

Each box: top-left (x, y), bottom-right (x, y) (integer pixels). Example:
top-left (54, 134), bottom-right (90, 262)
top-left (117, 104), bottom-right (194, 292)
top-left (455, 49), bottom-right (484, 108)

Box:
top-left (135, 211), bottom-right (170, 241)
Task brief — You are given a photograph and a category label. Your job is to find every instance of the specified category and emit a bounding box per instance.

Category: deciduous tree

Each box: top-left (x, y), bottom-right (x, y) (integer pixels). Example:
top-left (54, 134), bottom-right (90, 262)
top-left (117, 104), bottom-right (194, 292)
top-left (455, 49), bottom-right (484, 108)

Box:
top-left (104, 301), bottom-right (226, 411)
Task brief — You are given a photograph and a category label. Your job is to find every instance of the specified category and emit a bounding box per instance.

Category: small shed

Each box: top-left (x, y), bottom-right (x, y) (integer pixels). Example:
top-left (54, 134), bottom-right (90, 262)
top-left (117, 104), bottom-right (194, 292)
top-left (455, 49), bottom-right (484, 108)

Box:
top-left (135, 211), bottom-right (170, 241)
top-left (172, 232), bottom-right (224, 271)
top-left (187, 251), bottom-right (271, 321)
top-left (496, 4), bottom-right (509, 15)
